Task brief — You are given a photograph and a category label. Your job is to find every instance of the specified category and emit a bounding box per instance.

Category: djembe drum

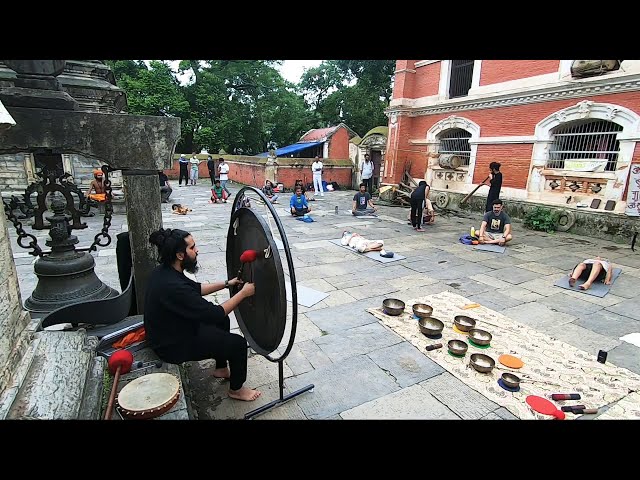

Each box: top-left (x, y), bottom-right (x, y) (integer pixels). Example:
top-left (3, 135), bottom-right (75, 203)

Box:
top-left (227, 186), bottom-right (314, 419)
top-left (117, 372), bottom-right (181, 420)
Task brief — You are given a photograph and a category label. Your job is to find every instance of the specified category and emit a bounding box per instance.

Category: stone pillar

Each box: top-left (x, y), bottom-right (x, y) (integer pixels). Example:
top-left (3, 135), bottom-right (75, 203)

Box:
top-left (123, 173), bottom-right (163, 314)
top-left (0, 201), bottom-right (31, 395)
top-left (265, 153), bottom-right (277, 185)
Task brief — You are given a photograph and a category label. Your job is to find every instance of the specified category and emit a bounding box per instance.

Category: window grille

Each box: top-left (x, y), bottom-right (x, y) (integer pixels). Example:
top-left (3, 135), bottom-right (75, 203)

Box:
top-left (449, 60), bottom-right (474, 98)
top-left (548, 120), bottom-right (622, 172)
top-left (438, 129), bottom-right (471, 166)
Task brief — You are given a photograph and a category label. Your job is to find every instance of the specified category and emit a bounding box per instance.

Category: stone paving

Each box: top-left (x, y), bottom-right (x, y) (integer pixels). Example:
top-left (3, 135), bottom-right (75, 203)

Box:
top-left (8, 180), bottom-right (640, 420)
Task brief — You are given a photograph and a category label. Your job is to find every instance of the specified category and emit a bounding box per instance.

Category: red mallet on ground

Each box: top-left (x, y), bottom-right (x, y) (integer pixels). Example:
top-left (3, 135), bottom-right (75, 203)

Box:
top-left (104, 350), bottom-right (134, 420)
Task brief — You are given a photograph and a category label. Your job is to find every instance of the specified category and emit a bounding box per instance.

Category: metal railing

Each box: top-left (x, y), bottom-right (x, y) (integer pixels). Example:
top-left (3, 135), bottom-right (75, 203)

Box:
top-left (449, 60), bottom-right (474, 98)
top-left (438, 128), bottom-right (472, 166)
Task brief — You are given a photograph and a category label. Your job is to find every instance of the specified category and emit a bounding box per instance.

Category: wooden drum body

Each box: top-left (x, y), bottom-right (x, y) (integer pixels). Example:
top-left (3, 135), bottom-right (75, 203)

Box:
top-left (117, 372), bottom-right (180, 420)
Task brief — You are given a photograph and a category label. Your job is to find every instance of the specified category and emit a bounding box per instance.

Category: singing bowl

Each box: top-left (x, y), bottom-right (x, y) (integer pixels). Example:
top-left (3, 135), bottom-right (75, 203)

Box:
top-left (469, 353), bottom-right (496, 373)
top-left (454, 315), bottom-right (476, 332)
top-left (383, 298), bottom-right (406, 316)
top-left (468, 328), bottom-right (493, 346)
top-left (501, 372), bottom-right (521, 389)
top-left (448, 339), bottom-right (468, 356)
top-left (412, 303), bottom-right (433, 319)
top-left (418, 317), bottom-right (444, 337)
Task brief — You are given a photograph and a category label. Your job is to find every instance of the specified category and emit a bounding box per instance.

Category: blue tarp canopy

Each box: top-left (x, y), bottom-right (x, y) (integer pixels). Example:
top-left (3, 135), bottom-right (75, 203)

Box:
top-left (258, 141), bottom-right (323, 157)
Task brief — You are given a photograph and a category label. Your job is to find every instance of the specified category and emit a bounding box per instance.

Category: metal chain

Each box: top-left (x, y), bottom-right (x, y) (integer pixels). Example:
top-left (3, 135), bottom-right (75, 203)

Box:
top-left (2, 197), bottom-right (43, 257)
top-left (87, 166), bottom-right (113, 252)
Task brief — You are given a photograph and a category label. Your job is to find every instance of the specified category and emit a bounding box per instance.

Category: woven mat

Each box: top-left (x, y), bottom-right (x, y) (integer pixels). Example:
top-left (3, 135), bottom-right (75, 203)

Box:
top-left (368, 291), bottom-right (640, 420)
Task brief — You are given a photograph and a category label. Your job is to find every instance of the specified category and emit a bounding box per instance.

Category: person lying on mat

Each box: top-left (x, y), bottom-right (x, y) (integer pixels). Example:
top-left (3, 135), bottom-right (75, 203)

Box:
top-left (341, 231), bottom-right (384, 253)
top-left (569, 256), bottom-right (614, 290)
top-left (290, 186), bottom-right (311, 216)
top-left (352, 182), bottom-right (378, 216)
top-left (476, 199), bottom-right (512, 246)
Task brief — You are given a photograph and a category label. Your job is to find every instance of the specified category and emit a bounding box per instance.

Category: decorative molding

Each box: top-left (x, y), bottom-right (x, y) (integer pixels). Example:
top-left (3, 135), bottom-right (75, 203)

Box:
top-left (469, 136), bottom-right (537, 145)
top-left (415, 60), bottom-right (440, 68)
top-left (395, 68), bottom-right (416, 75)
top-left (361, 134), bottom-right (387, 147)
top-left (386, 75), bottom-right (640, 117)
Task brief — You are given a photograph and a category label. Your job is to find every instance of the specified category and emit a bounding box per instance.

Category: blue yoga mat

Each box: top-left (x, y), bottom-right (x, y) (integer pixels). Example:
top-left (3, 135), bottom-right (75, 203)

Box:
top-left (553, 268), bottom-right (622, 297)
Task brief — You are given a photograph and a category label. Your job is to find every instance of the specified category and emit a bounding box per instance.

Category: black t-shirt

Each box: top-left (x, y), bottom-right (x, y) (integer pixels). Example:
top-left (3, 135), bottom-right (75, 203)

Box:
top-left (353, 191), bottom-right (371, 210)
top-left (483, 210), bottom-right (511, 233)
top-left (411, 183), bottom-right (429, 201)
top-left (488, 172), bottom-right (502, 197)
top-left (158, 172), bottom-right (169, 187)
top-left (143, 265), bottom-right (225, 354)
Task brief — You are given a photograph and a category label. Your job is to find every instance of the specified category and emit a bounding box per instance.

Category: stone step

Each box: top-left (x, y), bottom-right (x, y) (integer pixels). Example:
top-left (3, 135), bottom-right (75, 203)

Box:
top-left (4, 330), bottom-right (95, 419)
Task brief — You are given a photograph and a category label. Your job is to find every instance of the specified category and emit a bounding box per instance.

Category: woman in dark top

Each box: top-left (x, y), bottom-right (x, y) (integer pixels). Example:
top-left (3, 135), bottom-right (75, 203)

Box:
top-left (410, 180), bottom-right (429, 232)
top-left (144, 227), bottom-right (261, 401)
top-left (485, 162), bottom-right (503, 212)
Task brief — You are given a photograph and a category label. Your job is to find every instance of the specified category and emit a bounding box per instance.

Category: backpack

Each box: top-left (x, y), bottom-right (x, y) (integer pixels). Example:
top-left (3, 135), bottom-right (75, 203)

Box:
top-left (459, 234), bottom-right (475, 245)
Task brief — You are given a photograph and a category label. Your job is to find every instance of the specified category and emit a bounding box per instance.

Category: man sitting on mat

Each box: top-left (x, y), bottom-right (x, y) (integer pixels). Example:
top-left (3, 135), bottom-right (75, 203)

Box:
top-left (569, 256), bottom-right (614, 291)
top-left (475, 199), bottom-right (513, 246)
top-left (352, 182), bottom-right (378, 216)
top-left (290, 185), bottom-right (311, 216)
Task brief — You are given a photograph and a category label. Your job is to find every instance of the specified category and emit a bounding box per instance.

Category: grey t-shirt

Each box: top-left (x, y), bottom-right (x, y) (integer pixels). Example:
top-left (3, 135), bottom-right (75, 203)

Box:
top-left (353, 192), bottom-right (371, 210)
top-left (483, 211), bottom-right (511, 233)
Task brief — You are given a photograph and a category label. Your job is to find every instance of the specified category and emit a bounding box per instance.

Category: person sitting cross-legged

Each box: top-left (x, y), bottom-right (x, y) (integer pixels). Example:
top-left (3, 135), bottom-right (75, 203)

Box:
top-left (211, 179), bottom-right (229, 203)
top-left (290, 186), bottom-right (311, 216)
top-left (476, 199), bottom-right (513, 246)
top-left (352, 182), bottom-right (377, 216)
top-left (262, 180), bottom-right (279, 204)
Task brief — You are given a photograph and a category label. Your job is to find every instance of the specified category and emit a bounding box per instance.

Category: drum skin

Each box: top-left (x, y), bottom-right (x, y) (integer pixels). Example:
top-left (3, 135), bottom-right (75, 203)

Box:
top-left (117, 373), bottom-right (180, 420)
top-left (226, 207), bottom-right (287, 355)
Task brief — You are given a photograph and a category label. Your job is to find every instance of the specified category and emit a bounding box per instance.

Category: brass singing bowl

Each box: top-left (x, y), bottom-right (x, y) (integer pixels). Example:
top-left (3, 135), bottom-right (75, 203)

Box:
top-left (454, 315), bottom-right (476, 332)
top-left (448, 339), bottom-right (468, 356)
top-left (501, 372), bottom-right (521, 389)
top-left (412, 303), bottom-right (433, 319)
top-left (468, 328), bottom-right (492, 346)
top-left (469, 353), bottom-right (496, 373)
top-left (418, 317), bottom-right (444, 337)
top-left (383, 298), bottom-right (405, 316)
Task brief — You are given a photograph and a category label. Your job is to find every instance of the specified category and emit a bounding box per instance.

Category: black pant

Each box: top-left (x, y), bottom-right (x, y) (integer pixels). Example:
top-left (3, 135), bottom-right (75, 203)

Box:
top-left (160, 185), bottom-right (172, 203)
top-left (410, 198), bottom-right (424, 228)
top-left (209, 170), bottom-right (216, 186)
top-left (363, 177), bottom-right (373, 194)
top-left (292, 207), bottom-right (309, 216)
top-left (155, 316), bottom-right (248, 391)
top-left (179, 165), bottom-right (188, 185)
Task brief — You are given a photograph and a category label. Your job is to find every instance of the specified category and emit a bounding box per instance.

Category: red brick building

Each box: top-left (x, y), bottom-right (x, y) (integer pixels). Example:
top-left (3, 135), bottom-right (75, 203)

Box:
top-left (385, 60), bottom-right (640, 215)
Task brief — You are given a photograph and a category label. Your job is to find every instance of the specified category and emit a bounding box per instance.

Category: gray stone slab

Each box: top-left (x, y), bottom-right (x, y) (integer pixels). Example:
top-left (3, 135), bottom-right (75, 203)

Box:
top-left (497, 285), bottom-right (545, 302)
top-left (314, 322), bottom-right (402, 363)
top-left (425, 263), bottom-right (489, 280)
top-left (613, 254), bottom-right (640, 269)
top-left (500, 302), bottom-right (577, 329)
top-left (366, 341), bottom-right (445, 388)
top-left (441, 278), bottom-right (492, 296)
top-left (516, 262), bottom-right (565, 276)
top-left (466, 289), bottom-right (525, 311)
top-left (539, 253), bottom-right (589, 270)
top-left (544, 322), bottom-right (621, 355)
top-left (340, 384), bottom-right (460, 419)
top-left (606, 297), bottom-right (640, 321)
top-left (606, 341), bottom-right (640, 375)
top-left (483, 267), bottom-right (540, 285)
top-left (419, 372), bottom-right (500, 419)
top-left (477, 256), bottom-right (528, 268)
top-left (574, 310), bottom-right (640, 340)
top-left (283, 343), bottom-right (315, 376)
top-left (284, 354), bottom-right (401, 419)
top-left (517, 275), bottom-right (566, 296)
top-left (536, 292), bottom-right (604, 316)
top-left (493, 407), bottom-right (519, 420)
top-left (607, 273), bottom-right (640, 299)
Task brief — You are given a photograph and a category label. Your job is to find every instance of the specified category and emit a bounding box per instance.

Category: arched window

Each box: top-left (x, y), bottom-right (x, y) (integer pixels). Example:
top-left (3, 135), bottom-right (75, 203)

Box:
top-left (548, 119), bottom-right (623, 172)
top-left (437, 128), bottom-right (472, 166)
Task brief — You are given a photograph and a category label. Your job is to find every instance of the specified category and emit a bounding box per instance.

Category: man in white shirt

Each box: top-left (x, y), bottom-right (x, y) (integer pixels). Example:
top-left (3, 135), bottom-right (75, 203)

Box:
top-left (311, 156), bottom-right (324, 197)
top-left (360, 153), bottom-right (374, 194)
top-left (189, 154), bottom-right (200, 186)
top-left (218, 158), bottom-right (231, 196)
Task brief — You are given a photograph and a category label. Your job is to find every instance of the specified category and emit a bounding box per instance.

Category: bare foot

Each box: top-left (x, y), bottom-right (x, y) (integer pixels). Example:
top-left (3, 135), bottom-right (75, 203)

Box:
top-left (228, 387), bottom-right (262, 401)
top-left (579, 282), bottom-right (592, 291)
top-left (213, 367), bottom-right (230, 379)
top-left (568, 277), bottom-right (576, 287)
top-left (416, 228), bottom-right (425, 232)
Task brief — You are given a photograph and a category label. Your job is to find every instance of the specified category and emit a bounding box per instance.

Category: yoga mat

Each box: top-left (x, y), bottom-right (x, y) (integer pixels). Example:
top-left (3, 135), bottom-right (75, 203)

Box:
top-left (473, 244), bottom-right (506, 253)
top-left (553, 268), bottom-right (622, 298)
top-left (284, 282), bottom-right (329, 307)
top-left (329, 239), bottom-right (406, 263)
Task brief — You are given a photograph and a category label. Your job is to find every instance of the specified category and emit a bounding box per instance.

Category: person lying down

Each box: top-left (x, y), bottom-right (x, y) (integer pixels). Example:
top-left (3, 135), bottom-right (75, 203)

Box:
top-left (341, 231), bottom-right (384, 253)
top-left (171, 204), bottom-right (192, 215)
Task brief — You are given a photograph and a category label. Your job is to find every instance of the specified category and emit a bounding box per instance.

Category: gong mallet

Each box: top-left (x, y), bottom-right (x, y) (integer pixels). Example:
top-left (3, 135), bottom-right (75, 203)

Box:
top-left (238, 249), bottom-right (266, 283)
top-left (104, 349), bottom-right (134, 420)
top-left (460, 175), bottom-right (490, 205)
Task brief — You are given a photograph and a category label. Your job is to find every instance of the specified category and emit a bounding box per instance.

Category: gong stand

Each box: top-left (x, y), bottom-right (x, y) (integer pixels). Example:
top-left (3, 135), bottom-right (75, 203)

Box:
top-left (227, 186), bottom-right (314, 420)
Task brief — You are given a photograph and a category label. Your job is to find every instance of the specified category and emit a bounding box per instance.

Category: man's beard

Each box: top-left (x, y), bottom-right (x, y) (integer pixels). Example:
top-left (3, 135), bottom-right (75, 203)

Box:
top-left (182, 255), bottom-right (199, 274)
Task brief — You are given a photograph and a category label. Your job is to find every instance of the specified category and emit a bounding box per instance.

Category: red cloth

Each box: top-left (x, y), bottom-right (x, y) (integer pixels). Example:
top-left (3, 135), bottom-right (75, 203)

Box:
top-left (112, 327), bottom-right (146, 349)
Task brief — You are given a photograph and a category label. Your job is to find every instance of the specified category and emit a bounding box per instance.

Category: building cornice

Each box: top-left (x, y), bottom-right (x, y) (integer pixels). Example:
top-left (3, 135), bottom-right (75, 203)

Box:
top-left (394, 68), bottom-right (416, 75)
top-left (414, 60), bottom-right (440, 68)
top-left (386, 74), bottom-right (640, 117)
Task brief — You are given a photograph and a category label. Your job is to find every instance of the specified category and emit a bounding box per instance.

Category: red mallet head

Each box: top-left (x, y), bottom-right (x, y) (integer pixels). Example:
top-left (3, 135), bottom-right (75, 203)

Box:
top-left (240, 249), bottom-right (262, 263)
top-left (108, 350), bottom-right (134, 375)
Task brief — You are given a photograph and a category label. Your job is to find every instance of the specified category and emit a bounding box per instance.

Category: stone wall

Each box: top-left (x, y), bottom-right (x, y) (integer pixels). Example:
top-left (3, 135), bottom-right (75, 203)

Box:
top-left (431, 188), bottom-right (640, 243)
top-left (0, 199), bottom-right (31, 396)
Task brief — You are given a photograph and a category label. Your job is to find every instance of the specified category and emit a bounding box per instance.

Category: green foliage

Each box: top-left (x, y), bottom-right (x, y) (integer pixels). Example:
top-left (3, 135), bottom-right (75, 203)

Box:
top-left (523, 207), bottom-right (558, 233)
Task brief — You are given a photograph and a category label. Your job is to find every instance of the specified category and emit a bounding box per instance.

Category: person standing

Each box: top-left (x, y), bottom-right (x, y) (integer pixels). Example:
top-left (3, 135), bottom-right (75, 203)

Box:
top-left (312, 156), bottom-right (324, 197)
top-left (410, 181), bottom-right (429, 232)
top-left (189, 154), bottom-right (200, 186)
top-left (207, 155), bottom-right (216, 186)
top-left (485, 162), bottom-right (503, 212)
top-left (218, 158), bottom-right (231, 197)
top-left (144, 227), bottom-right (261, 402)
top-left (360, 154), bottom-right (374, 194)
top-left (158, 170), bottom-right (172, 203)
top-left (178, 154), bottom-right (189, 187)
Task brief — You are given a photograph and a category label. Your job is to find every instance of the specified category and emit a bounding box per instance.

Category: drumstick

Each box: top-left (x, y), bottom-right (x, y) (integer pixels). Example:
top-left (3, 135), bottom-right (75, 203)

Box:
top-left (104, 350), bottom-right (134, 421)
top-left (460, 176), bottom-right (490, 205)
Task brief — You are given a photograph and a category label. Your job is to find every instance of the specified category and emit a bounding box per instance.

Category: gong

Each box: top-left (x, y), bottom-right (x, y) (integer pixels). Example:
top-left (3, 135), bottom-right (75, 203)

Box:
top-left (226, 207), bottom-right (287, 355)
